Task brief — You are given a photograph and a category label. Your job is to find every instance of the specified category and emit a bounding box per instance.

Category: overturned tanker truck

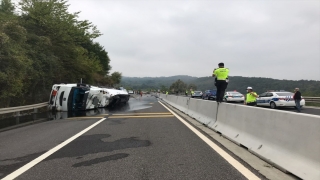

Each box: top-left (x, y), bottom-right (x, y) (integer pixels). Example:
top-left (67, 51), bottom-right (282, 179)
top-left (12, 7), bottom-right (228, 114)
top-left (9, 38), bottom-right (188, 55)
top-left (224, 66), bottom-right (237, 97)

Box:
top-left (48, 83), bottom-right (129, 111)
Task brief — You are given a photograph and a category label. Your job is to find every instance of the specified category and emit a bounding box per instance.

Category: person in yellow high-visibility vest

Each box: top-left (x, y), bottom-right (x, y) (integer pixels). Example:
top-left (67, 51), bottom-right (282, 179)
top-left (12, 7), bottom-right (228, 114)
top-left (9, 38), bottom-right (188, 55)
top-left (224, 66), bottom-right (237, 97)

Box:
top-left (245, 87), bottom-right (259, 106)
top-left (166, 91), bottom-right (168, 95)
top-left (212, 62), bottom-right (229, 102)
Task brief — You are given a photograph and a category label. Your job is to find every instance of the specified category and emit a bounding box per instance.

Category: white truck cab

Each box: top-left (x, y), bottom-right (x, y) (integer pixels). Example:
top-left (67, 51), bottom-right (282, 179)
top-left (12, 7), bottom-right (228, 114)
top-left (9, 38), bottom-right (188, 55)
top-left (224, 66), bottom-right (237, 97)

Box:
top-left (48, 83), bottom-right (90, 111)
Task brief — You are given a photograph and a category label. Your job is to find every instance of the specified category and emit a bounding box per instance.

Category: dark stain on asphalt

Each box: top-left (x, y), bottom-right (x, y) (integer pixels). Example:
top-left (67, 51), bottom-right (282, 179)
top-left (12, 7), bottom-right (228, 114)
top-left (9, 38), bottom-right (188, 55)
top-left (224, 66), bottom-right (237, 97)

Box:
top-left (72, 153), bottom-right (129, 167)
top-left (46, 134), bottom-right (151, 160)
top-left (0, 151), bottom-right (46, 178)
top-left (107, 118), bottom-right (126, 125)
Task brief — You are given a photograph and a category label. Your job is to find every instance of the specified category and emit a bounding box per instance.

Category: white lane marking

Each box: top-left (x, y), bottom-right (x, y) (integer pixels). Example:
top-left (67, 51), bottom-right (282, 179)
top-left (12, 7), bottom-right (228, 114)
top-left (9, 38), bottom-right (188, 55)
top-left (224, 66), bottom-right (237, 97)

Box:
top-left (159, 101), bottom-right (261, 180)
top-left (2, 118), bottom-right (107, 180)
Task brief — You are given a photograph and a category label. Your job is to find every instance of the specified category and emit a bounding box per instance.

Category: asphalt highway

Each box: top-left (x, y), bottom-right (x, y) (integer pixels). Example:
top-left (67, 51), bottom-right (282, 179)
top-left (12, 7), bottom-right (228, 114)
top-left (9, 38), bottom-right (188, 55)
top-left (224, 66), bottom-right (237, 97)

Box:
top-left (0, 95), bottom-right (266, 180)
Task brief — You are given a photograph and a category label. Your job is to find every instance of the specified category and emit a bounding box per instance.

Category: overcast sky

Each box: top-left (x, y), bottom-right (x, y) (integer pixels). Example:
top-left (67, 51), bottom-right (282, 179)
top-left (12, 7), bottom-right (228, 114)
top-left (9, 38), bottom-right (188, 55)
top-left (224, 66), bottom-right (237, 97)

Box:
top-left (67, 0), bottom-right (320, 80)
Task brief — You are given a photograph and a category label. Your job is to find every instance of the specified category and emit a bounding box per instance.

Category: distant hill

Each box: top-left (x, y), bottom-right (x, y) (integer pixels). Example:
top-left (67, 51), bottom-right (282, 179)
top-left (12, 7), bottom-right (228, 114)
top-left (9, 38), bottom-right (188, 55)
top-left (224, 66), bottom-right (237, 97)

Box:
top-left (120, 75), bottom-right (320, 96)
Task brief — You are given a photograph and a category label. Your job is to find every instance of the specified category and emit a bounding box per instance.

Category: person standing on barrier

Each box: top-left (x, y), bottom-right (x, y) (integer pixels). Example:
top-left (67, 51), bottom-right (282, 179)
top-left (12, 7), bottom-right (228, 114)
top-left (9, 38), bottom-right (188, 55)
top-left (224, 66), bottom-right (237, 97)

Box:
top-left (212, 62), bottom-right (229, 103)
top-left (244, 87), bottom-right (258, 106)
top-left (293, 88), bottom-right (302, 112)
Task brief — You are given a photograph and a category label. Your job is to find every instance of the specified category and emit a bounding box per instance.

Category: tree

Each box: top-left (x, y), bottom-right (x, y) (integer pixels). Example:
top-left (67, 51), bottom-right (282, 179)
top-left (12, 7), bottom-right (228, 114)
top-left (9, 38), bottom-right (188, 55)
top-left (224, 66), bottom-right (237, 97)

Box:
top-left (110, 72), bottom-right (122, 86)
top-left (0, 0), bottom-right (14, 14)
top-left (170, 79), bottom-right (187, 94)
top-left (0, 0), bottom-right (32, 106)
top-left (0, 0), bottom-right (116, 107)
top-left (159, 85), bottom-right (168, 92)
top-left (188, 83), bottom-right (197, 91)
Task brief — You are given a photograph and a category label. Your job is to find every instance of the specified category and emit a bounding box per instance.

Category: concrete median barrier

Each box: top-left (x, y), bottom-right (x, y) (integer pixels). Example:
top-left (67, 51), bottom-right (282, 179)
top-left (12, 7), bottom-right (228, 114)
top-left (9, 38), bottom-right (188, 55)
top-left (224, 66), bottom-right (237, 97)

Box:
top-left (213, 103), bottom-right (320, 180)
top-left (174, 96), bottom-right (189, 113)
top-left (187, 98), bottom-right (217, 125)
top-left (159, 94), bottom-right (320, 179)
top-left (160, 94), bottom-right (177, 106)
top-left (160, 95), bottom-right (189, 113)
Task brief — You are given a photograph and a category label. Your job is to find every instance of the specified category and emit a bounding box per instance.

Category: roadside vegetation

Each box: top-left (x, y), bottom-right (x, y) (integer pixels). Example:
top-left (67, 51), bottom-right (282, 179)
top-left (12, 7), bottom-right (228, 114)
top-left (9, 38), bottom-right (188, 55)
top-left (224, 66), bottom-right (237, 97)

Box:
top-left (0, 0), bottom-right (121, 107)
top-left (306, 102), bottom-right (320, 107)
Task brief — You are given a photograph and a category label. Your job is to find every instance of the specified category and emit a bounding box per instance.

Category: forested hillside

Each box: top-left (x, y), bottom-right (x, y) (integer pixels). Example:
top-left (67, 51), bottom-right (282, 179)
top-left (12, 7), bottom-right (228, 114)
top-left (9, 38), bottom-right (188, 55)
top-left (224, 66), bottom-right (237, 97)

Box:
top-left (121, 76), bottom-right (198, 90)
top-left (0, 0), bottom-right (119, 107)
top-left (121, 76), bottom-right (320, 96)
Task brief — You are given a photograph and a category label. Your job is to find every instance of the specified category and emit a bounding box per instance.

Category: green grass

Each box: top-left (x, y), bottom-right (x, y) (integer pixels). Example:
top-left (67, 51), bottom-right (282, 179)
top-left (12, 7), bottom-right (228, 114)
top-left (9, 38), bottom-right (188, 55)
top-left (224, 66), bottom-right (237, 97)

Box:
top-left (306, 102), bottom-right (320, 107)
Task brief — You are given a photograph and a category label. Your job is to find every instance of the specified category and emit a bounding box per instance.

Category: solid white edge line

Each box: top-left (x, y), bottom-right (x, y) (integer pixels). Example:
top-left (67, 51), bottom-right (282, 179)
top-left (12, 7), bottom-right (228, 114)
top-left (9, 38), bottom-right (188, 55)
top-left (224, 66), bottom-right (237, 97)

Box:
top-left (158, 101), bottom-right (261, 180)
top-left (2, 118), bottom-right (107, 180)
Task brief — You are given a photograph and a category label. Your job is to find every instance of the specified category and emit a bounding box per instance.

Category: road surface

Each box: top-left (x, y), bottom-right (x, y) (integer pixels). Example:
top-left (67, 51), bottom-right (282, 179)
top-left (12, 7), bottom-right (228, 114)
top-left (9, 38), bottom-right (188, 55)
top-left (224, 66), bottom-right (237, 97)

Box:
top-left (0, 95), bottom-right (266, 180)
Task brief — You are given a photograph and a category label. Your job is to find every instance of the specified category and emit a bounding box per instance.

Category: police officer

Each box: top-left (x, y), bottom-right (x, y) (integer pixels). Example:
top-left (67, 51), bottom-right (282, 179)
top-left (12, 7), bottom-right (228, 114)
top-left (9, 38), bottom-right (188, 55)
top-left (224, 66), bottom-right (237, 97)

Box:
top-left (212, 62), bottom-right (229, 102)
top-left (191, 90), bottom-right (194, 97)
top-left (245, 87), bottom-right (258, 106)
top-left (185, 90), bottom-right (188, 96)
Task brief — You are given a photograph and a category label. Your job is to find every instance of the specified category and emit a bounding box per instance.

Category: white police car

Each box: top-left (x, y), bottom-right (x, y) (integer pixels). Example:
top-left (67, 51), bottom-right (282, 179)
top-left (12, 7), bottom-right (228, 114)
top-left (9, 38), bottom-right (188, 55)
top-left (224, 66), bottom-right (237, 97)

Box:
top-left (256, 91), bottom-right (305, 109)
top-left (191, 91), bottom-right (203, 98)
top-left (223, 91), bottom-right (245, 102)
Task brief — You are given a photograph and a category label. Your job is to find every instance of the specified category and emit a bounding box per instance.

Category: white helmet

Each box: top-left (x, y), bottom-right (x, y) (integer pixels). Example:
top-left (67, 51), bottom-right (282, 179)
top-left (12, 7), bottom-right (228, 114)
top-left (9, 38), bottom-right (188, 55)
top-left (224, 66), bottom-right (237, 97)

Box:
top-left (247, 87), bottom-right (253, 90)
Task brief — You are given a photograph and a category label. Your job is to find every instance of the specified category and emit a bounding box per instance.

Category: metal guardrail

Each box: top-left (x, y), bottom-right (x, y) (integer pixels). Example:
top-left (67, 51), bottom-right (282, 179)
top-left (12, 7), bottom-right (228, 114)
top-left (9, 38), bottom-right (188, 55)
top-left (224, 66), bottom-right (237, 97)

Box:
top-left (0, 102), bottom-right (48, 115)
top-left (304, 97), bottom-right (320, 103)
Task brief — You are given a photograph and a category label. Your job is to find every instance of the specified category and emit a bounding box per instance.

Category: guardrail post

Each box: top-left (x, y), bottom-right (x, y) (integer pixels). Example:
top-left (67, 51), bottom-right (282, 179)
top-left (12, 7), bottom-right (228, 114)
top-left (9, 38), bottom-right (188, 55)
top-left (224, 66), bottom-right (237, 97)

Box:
top-left (15, 111), bottom-right (20, 124)
top-left (33, 108), bottom-right (38, 120)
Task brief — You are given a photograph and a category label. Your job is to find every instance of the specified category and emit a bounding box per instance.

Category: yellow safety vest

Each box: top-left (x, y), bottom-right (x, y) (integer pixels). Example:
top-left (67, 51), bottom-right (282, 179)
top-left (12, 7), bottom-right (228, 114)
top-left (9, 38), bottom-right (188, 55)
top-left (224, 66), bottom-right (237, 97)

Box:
top-left (213, 68), bottom-right (229, 80)
top-left (246, 92), bottom-right (257, 103)
top-left (166, 91), bottom-right (168, 95)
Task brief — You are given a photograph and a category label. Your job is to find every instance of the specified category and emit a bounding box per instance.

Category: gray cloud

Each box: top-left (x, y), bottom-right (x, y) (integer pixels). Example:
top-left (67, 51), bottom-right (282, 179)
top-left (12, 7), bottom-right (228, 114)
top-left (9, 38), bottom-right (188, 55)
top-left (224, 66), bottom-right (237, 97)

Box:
top-left (68, 0), bottom-right (320, 80)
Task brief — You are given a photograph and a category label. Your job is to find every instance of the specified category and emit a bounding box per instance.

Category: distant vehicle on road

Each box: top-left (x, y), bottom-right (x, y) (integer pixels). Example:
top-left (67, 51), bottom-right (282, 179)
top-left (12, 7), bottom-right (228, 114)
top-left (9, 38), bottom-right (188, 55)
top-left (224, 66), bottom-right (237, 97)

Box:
top-left (202, 90), bottom-right (217, 100)
top-left (256, 91), bottom-right (305, 109)
top-left (223, 91), bottom-right (244, 102)
top-left (191, 91), bottom-right (203, 98)
top-left (128, 90), bottom-right (134, 94)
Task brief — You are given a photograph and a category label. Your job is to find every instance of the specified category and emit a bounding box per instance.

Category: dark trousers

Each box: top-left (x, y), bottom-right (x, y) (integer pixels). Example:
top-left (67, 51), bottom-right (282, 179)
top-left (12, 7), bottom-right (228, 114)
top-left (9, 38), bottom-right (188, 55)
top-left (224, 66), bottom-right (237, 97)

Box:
top-left (216, 80), bottom-right (228, 102)
top-left (246, 102), bottom-right (257, 106)
top-left (295, 99), bottom-right (301, 112)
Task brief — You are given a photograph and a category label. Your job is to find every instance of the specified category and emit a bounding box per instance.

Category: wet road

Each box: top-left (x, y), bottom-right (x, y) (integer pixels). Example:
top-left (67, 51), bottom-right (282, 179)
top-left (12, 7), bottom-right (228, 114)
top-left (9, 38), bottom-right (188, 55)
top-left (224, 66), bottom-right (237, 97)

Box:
top-left (0, 95), bottom-right (265, 180)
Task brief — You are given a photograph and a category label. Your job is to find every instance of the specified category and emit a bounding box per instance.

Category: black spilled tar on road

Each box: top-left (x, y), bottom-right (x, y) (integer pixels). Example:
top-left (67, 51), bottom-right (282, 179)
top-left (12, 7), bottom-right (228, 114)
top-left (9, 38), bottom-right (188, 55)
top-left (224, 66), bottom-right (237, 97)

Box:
top-left (45, 134), bottom-right (151, 163)
top-left (0, 151), bottom-right (46, 178)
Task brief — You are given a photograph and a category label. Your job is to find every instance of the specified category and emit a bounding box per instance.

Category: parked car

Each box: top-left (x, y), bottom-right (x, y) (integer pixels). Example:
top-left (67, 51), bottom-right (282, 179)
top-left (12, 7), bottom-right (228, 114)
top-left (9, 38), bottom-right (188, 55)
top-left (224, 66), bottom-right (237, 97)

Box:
top-left (202, 90), bottom-right (217, 100)
top-left (256, 91), bottom-right (305, 109)
top-left (191, 91), bottom-right (203, 98)
top-left (223, 91), bottom-right (244, 102)
top-left (128, 90), bottom-right (134, 94)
